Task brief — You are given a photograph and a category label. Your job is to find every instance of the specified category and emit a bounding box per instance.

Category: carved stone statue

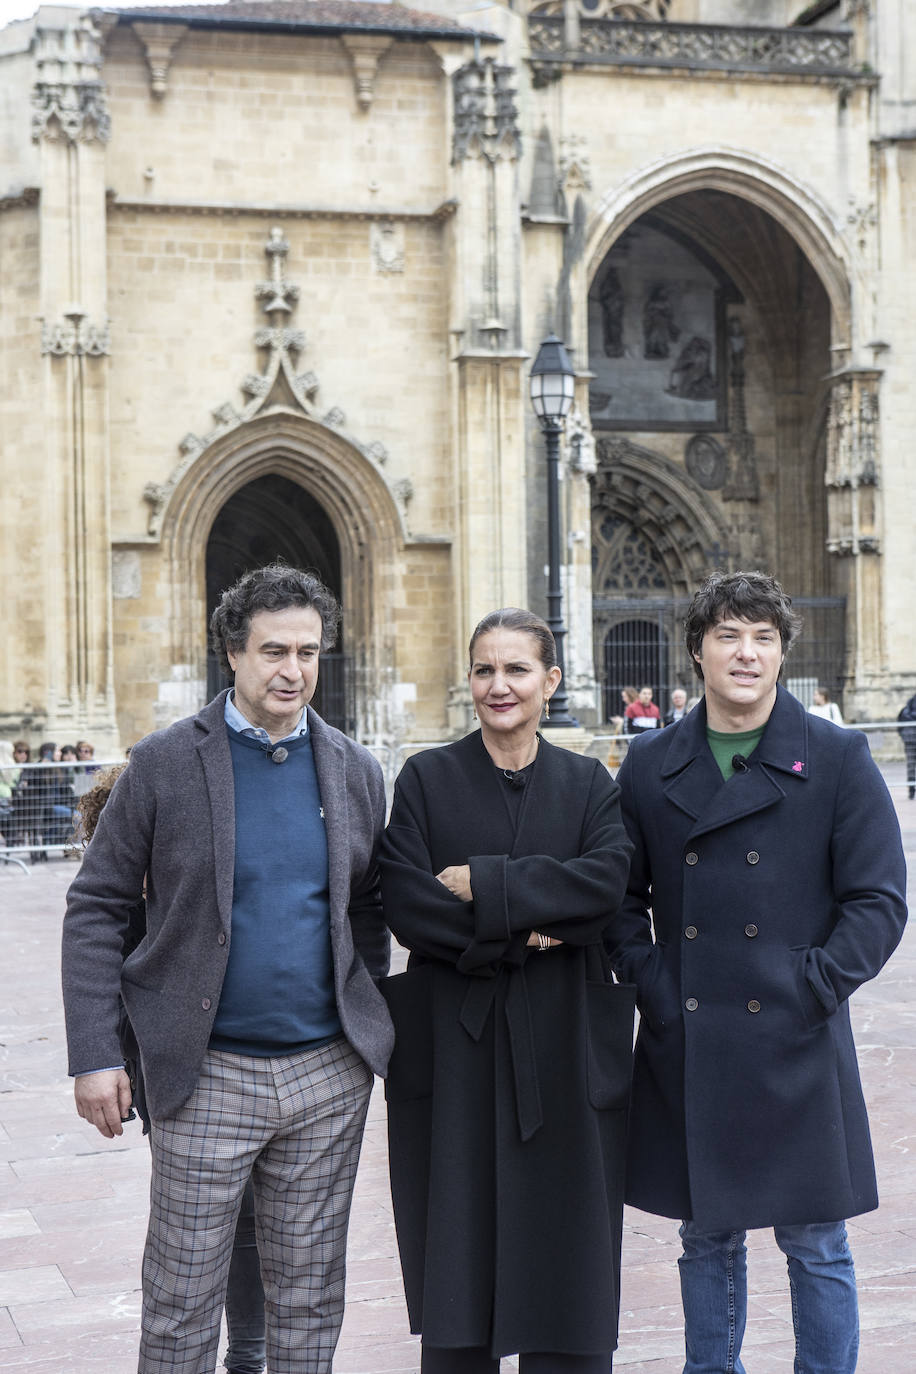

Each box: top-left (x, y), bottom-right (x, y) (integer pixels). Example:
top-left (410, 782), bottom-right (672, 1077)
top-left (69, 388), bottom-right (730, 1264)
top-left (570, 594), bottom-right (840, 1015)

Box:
top-left (643, 284), bottom-right (680, 359)
top-left (667, 335), bottom-right (716, 400)
top-left (599, 268), bottom-right (624, 357)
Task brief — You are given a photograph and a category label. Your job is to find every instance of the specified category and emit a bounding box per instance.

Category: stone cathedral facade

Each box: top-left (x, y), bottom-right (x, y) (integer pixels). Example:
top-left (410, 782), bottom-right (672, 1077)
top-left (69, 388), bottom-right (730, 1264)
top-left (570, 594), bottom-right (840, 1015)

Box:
top-left (1, 0), bottom-right (914, 753)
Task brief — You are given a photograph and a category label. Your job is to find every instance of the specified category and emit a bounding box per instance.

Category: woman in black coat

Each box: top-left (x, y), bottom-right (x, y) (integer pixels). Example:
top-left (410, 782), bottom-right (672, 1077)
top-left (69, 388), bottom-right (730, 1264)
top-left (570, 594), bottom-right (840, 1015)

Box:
top-left (379, 608), bottom-right (636, 1374)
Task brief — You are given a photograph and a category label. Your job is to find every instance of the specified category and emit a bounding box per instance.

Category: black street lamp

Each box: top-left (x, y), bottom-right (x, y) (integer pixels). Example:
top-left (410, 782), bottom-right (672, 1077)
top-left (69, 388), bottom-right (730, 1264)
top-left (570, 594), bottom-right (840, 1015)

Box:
top-left (529, 334), bottom-right (578, 727)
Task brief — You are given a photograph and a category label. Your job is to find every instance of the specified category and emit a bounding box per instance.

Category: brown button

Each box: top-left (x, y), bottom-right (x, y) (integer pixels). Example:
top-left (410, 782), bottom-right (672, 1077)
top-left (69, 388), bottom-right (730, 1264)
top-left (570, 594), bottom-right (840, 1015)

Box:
top-left (746, 851), bottom-right (760, 865)
top-left (685, 997), bottom-right (699, 1012)
top-left (685, 926), bottom-right (698, 940)
top-left (685, 852), bottom-right (699, 866)
top-left (747, 999), bottom-right (761, 1013)
top-left (217, 933), bottom-right (226, 945)
top-left (202, 998), bottom-right (211, 1011)
top-left (744, 923), bottom-right (758, 938)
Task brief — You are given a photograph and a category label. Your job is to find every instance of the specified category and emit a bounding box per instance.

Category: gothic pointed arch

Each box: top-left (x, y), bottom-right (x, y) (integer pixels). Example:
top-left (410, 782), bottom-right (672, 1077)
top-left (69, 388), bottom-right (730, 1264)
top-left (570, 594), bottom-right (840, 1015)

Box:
top-left (159, 409), bottom-right (405, 737)
top-left (591, 436), bottom-right (733, 599)
top-left (586, 146), bottom-right (852, 345)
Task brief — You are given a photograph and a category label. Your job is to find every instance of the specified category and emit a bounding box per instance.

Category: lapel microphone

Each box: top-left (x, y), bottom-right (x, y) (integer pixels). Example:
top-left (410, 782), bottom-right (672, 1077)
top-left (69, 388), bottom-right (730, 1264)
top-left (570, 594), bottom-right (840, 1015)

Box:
top-left (731, 754), bottom-right (749, 773)
top-left (502, 768), bottom-right (528, 790)
top-left (268, 745), bottom-right (288, 764)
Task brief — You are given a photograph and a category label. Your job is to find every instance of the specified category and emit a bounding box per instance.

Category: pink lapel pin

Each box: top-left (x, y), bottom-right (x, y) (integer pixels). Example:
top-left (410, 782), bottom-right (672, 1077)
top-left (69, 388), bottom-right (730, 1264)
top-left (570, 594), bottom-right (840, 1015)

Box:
top-left (792, 760), bottom-right (804, 773)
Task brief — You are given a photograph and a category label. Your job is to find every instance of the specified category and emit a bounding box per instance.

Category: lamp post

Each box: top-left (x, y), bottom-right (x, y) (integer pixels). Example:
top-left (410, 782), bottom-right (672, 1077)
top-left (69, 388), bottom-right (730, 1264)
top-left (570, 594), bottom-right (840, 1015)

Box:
top-left (529, 334), bottom-right (578, 727)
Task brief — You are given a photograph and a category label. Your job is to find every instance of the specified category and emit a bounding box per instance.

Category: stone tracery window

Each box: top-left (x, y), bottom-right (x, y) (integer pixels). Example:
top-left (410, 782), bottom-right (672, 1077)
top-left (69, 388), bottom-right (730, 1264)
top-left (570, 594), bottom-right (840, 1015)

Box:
top-left (529, 1), bottom-right (671, 19)
top-left (593, 515), bottom-right (670, 593)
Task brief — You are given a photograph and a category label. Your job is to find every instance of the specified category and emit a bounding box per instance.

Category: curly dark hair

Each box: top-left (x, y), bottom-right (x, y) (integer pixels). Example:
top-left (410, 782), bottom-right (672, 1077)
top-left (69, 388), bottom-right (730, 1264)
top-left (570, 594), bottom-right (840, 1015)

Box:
top-left (684, 570), bottom-right (802, 681)
top-left (77, 763), bottom-right (128, 845)
top-left (468, 607), bottom-right (557, 672)
top-left (208, 563), bottom-right (341, 677)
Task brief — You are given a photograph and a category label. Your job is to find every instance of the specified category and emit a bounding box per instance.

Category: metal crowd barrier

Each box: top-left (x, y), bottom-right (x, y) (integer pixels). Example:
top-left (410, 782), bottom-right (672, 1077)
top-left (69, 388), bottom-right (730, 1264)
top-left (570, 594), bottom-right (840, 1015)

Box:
top-left (2, 718), bottom-right (910, 876)
top-left (0, 760), bottom-right (123, 875)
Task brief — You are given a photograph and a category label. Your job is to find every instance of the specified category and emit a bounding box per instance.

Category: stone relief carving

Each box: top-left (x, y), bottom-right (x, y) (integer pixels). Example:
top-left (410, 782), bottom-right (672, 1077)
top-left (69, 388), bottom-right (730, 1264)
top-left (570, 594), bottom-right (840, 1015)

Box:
top-left (143, 228), bottom-right (395, 537)
top-left (667, 337), bottom-right (715, 400)
top-left (825, 368), bottom-right (880, 568)
top-left (371, 221), bottom-right (405, 275)
top-left (40, 314), bottom-right (110, 356)
top-left (31, 15), bottom-right (111, 143)
top-left (530, 1), bottom-right (670, 17)
top-left (452, 60), bottom-right (521, 164)
top-left (558, 134), bottom-right (592, 193)
top-left (685, 434), bottom-right (726, 491)
top-left (528, 14), bottom-right (855, 75)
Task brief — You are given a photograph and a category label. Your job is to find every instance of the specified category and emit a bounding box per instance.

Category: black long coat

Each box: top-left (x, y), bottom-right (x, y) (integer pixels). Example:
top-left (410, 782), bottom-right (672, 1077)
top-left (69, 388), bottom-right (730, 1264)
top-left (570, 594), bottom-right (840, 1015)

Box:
top-left (378, 732), bottom-right (635, 1358)
top-left (611, 686), bottom-right (908, 1231)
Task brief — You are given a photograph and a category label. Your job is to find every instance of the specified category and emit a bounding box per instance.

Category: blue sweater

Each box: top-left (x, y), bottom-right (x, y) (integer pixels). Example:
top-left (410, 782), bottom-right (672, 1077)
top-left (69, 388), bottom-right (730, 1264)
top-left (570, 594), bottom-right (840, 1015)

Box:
top-left (210, 727), bottom-right (341, 1055)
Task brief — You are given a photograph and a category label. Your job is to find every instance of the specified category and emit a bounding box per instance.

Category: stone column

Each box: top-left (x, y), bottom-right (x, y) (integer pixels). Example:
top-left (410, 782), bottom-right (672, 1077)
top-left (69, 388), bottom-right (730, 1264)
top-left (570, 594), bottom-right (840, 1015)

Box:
top-left (33, 12), bottom-right (118, 752)
top-left (443, 55), bottom-right (529, 732)
top-left (824, 367), bottom-right (884, 712)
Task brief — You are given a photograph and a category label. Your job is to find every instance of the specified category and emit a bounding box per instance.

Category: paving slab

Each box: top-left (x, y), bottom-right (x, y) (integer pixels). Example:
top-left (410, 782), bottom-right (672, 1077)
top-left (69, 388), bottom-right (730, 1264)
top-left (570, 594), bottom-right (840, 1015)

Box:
top-left (0, 763), bottom-right (912, 1372)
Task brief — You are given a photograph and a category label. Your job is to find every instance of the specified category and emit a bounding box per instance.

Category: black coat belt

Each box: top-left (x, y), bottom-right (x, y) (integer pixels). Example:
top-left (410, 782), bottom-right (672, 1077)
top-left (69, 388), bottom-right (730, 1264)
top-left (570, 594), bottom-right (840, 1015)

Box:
top-left (458, 967), bottom-right (543, 1142)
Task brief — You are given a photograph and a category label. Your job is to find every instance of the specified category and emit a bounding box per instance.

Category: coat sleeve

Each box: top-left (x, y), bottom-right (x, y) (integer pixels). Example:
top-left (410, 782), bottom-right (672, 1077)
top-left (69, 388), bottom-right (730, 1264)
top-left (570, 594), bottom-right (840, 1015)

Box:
top-left (347, 755), bottom-right (390, 982)
top-left (805, 730), bottom-right (908, 1018)
top-left (468, 762), bottom-right (634, 949)
top-left (379, 761), bottom-right (523, 975)
top-left (61, 755), bottom-right (153, 1076)
top-left (604, 742), bottom-right (677, 1026)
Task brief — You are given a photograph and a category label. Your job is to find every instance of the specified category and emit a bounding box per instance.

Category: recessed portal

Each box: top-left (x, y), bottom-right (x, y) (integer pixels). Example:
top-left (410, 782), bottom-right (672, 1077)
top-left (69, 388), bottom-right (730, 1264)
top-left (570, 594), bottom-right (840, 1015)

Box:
top-left (205, 473), bottom-right (352, 732)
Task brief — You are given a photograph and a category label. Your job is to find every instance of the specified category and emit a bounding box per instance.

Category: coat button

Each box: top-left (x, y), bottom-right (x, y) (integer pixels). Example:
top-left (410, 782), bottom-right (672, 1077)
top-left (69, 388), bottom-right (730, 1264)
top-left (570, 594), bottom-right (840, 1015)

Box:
top-left (217, 932), bottom-right (226, 945)
top-left (202, 998), bottom-right (211, 1011)
top-left (746, 851), bottom-right (760, 865)
top-left (745, 924), bottom-right (758, 938)
top-left (685, 925), bottom-right (698, 940)
top-left (685, 851), bottom-right (699, 866)
top-left (685, 997), bottom-right (699, 1011)
top-left (747, 999), bottom-right (761, 1013)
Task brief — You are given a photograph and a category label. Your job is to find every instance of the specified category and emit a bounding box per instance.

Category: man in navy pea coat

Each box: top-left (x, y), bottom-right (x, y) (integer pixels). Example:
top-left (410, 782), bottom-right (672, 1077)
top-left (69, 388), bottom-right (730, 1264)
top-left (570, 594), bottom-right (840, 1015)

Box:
top-left (611, 570), bottom-right (907, 1374)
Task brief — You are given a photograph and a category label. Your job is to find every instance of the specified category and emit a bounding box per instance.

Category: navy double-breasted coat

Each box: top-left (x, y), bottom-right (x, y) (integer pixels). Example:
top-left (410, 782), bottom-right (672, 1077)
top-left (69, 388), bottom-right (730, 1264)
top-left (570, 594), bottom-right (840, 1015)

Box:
top-left (611, 686), bottom-right (907, 1231)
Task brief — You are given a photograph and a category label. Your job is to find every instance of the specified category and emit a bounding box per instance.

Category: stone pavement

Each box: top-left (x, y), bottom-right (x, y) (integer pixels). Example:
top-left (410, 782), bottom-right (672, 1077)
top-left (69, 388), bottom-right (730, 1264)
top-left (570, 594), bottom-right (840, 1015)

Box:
top-left (0, 765), bottom-right (913, 1373)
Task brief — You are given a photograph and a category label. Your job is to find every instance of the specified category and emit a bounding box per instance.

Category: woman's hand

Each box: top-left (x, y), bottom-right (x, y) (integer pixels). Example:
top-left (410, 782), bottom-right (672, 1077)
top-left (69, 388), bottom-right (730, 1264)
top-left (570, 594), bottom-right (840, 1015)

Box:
top-left (436, 865), bottom-right (473, 901)
top-left (526, 932), bottom-right (564, 949)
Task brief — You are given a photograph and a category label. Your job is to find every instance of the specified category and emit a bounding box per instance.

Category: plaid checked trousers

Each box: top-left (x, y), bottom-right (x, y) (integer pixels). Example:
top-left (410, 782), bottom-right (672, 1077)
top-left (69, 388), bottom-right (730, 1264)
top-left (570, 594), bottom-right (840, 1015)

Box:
top-left (139, 1037), bottom-right (373, 1374)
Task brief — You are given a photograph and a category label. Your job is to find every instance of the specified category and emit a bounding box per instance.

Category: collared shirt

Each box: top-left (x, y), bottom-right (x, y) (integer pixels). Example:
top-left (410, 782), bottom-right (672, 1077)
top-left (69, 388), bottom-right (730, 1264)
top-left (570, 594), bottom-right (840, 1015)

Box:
top-left (223, 691), bottom-right (308, 743)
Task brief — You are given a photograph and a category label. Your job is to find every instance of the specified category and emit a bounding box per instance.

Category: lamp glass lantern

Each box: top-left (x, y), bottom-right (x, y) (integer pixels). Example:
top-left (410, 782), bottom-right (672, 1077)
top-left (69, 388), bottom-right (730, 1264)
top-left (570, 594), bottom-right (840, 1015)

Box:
top-left (529, 334), bottom-right (576, 424)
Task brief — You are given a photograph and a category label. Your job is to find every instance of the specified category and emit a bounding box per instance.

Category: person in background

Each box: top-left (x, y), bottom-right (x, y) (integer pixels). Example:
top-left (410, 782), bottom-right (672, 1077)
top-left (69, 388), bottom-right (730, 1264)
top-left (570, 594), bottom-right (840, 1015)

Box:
top-left (611, 569), bottom-right (907, 1374)
top-left (809, 686), bottom-right (844, 726)
top-left (0, 739), bottom-right (17, 842)
top-left (664, 687), bottom-right (689, 726)
top-left (624, 684), bottom-right (662, 733)
top-left (380, 607), bottom-right (636, 1374)
top-left (607, 687), bottom-right (638, 768)
top-left (76, 764), bottom-right (268, 1374)
top-left (897, 691), bottom-right (916, 800)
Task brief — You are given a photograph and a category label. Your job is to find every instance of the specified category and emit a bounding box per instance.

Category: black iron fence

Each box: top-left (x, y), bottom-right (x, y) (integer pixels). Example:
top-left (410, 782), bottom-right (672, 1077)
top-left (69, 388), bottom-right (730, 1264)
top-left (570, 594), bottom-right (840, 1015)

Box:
top-left (594, 596), bottom-right (847, 722)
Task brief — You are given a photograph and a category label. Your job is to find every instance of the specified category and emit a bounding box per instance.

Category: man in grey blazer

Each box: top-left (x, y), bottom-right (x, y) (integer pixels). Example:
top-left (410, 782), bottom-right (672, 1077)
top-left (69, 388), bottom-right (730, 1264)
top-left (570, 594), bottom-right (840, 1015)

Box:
top-left (62, 563), bottom-right (394, 1374)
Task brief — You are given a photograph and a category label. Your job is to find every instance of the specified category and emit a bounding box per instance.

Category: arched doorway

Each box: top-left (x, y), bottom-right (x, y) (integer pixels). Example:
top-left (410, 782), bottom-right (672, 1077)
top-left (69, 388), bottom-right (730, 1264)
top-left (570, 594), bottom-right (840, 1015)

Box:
top-left (205, 473), bottom-right (351, 730)
top-left (587, 178), bottom-right (847, 715)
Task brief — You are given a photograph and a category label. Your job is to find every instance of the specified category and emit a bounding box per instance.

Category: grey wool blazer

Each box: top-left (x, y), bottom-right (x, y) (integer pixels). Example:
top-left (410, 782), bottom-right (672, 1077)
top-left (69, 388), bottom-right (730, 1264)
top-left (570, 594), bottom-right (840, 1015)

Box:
top-left (62, 690), bottom-right (394, 1120)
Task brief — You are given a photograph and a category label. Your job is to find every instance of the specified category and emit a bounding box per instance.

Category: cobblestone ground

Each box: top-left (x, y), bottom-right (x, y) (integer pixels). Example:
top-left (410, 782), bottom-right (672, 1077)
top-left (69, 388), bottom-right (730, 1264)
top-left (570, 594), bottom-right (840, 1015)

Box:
top-left (0, 765), bottom-right (913, 1373)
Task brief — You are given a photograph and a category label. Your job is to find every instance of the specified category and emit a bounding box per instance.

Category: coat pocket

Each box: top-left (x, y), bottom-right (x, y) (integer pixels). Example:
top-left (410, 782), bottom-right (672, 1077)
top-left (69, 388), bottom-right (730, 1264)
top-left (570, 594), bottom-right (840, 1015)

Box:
top-left (586, 979), bottom-right (637, 1110)
top-left (379, 965), bottom-right (434, 1103)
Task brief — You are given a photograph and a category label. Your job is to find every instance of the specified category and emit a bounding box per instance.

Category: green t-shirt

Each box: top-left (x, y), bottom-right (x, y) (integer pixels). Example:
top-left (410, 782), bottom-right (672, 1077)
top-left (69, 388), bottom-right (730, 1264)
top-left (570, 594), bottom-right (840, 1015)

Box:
top-left (706, 724), bottom-right (766, 781)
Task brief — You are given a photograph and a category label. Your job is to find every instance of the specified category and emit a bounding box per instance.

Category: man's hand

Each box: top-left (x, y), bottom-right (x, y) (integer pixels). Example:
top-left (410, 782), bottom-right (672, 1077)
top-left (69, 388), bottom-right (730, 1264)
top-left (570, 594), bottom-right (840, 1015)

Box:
top-left (74, 1068), bottom-right (133, 1139)
top-left (436, 865), bottom-right (473, 902)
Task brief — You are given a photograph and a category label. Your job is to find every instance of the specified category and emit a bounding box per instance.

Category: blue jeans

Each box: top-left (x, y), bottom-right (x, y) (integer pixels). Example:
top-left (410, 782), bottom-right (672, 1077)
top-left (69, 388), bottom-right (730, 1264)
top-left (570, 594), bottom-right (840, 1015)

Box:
top-left (223, 1178), bottom-right (266, 1374)
top-left (678, 1220), bottom-right (858, 1374)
